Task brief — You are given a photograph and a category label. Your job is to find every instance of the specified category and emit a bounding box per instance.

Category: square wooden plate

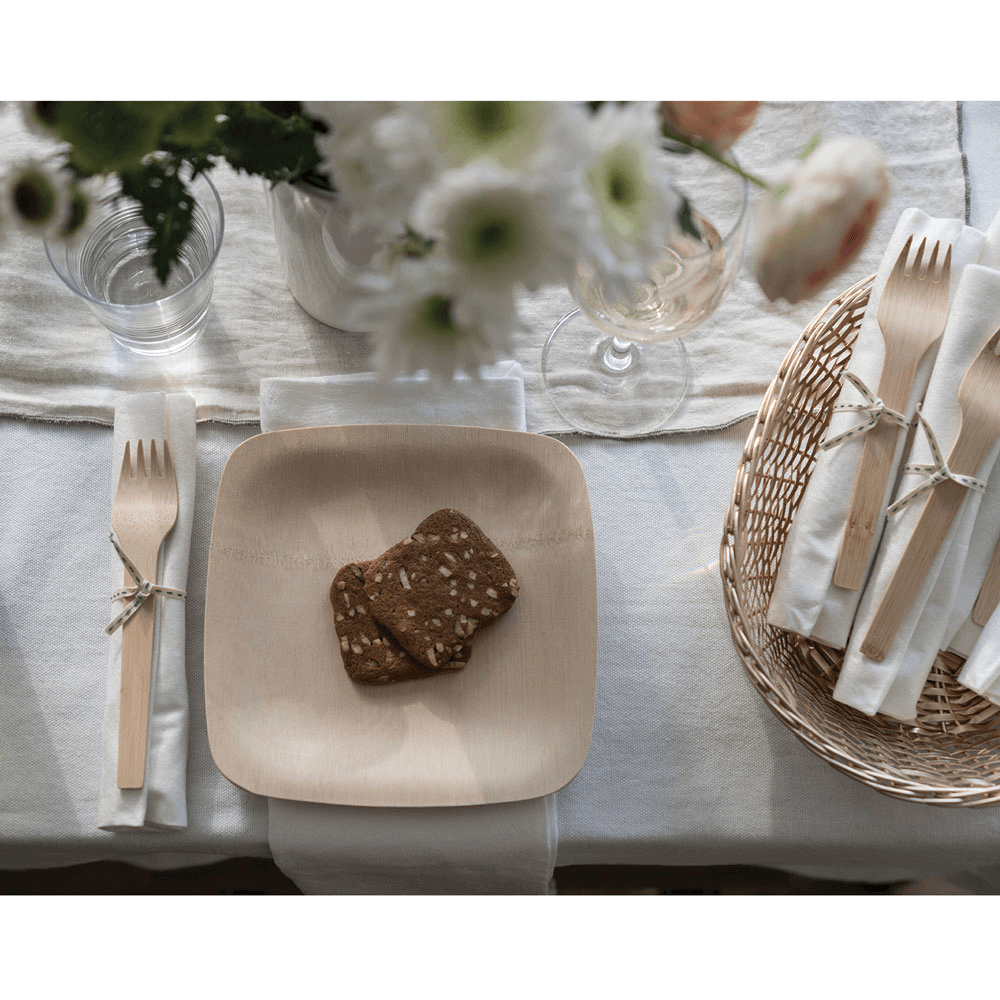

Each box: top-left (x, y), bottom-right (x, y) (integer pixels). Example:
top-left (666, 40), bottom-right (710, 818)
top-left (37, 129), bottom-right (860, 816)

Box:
top-left (204, 424), bottom-right (597, 807)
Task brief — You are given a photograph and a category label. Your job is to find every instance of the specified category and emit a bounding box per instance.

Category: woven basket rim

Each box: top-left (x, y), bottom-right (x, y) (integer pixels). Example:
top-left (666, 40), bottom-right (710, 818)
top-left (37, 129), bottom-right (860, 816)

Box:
top-left (720, 273), bottom-right (1000, 807)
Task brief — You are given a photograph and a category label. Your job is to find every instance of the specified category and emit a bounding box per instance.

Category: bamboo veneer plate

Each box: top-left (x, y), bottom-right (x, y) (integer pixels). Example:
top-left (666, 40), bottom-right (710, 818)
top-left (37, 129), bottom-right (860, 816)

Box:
top-left (204, 424), bottom-right (597, 807)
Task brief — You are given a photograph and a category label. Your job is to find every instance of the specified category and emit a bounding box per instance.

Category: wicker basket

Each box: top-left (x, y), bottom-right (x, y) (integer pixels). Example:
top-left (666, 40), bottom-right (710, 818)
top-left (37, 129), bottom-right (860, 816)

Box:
top-left (721, 273), bottom-right (1000, 806)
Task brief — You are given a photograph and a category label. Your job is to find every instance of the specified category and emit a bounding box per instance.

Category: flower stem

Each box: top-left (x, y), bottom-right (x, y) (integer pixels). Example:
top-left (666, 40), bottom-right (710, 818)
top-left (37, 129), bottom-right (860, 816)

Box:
top-left (660, 124), bottom-right (774, 192)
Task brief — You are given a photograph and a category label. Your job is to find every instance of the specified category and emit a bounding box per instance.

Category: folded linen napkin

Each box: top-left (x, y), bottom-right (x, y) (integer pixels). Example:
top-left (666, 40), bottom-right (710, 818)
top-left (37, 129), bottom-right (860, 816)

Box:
top-left (943, 440), bottom-right (1000, 661)
top-left (767, 208), bottom-right (987, 649)
top-left (260, 361), bottom-right (558, 894)
top-left (98, 391), bottom-right (196, 830)
top-left (956, 601), bottom-right (1000, 705)
top-left (832, 265), bottom-right (1000, 719)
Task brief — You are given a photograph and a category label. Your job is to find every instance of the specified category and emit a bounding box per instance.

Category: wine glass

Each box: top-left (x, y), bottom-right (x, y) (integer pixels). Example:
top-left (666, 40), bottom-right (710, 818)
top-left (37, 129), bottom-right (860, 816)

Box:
top-left (542, 150), bottom-right (750, 437)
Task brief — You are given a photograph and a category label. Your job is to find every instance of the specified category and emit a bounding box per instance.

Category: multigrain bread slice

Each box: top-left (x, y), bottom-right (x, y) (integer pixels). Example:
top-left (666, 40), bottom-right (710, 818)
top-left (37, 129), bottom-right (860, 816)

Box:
top-left (330, 561), bottom-right (469, 685)
top-left (363, 508), bottom-right (520, 669)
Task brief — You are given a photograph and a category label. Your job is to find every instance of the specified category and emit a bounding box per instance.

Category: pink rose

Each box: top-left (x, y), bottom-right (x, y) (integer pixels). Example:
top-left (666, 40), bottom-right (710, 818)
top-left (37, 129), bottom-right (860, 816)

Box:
top-left (752, 136), bottom-right (890, 305)
top-left (659, 101), bottom-right (761, 153)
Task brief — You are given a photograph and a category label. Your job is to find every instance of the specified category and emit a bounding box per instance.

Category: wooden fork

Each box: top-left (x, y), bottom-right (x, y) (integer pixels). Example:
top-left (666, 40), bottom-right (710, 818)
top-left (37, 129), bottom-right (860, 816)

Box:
top-left (861, 329), bottom-right (1000, 661)
top-left (110, 440), bottom-right (179, 789)
top-left (972, 543), bottom-right (1000, 626)
top-left (834, 236), bottom-right (952, 590)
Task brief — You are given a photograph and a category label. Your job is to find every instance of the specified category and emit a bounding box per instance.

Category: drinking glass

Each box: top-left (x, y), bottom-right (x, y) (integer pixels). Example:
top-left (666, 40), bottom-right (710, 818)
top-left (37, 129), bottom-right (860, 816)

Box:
top-left (542, 150), bottom-right (749, 437)
top-left (45, 167), bottom-right (224, 355)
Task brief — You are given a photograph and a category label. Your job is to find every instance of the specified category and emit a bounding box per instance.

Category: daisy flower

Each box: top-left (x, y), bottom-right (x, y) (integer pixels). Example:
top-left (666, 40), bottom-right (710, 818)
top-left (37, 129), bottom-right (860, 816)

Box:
top-left (409, 160), bottom-right (578, 293)
top-left (374, 101), bottom-right (590, 176)
top-left (18, 101), bottom-right (63, 140)
top-left (579, 102), bottom-right (681, 295)
top-left (306, 101), bottom-right (418, 239)
top-left (0, 159), bottom-right (73, 238)
top-left (345, 253), bottom-right (518, 383)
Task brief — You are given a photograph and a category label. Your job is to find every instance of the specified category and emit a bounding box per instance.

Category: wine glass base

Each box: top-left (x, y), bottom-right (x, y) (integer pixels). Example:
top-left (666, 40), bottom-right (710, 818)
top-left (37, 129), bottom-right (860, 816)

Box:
top-left (542, 309), bottom-right (689, 438)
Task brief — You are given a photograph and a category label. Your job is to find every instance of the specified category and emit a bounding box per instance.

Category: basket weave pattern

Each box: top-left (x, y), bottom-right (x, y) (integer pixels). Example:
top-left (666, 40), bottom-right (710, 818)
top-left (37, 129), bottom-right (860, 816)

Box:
top-left (721, 274), bottom-right (1000, 806)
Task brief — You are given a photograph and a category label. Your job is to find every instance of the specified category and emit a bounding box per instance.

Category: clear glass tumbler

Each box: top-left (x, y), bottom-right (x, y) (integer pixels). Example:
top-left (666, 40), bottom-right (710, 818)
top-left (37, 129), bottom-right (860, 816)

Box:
top-left (45, 167), bottom-right (224, 355)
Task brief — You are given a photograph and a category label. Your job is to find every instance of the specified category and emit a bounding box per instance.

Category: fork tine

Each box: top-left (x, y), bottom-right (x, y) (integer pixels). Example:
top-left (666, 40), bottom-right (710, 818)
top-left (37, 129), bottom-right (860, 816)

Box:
top-left (119, 441), bottom-right (133, 482)
top-left (926, 240), bottom-right (940, 275)
top-left (909, 236), bottom-right (926, 276)
top-left (939, 243), bottom-right (953, 284)
top-left (149, 439), bottom-right (161, 479)
top-left (162, 440), bottom-right (173, 484)
top-left (136, 440), bottom-right (146, 479)
top-left (888, 235), bottom-right (913, 283)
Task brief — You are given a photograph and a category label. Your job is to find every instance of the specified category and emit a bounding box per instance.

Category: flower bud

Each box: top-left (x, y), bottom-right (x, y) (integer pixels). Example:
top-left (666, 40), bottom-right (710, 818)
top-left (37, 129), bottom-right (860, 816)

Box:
top-left (659, 101), bottom-right (761, 153)
top-left (752, 136), bottom-right (890, 304)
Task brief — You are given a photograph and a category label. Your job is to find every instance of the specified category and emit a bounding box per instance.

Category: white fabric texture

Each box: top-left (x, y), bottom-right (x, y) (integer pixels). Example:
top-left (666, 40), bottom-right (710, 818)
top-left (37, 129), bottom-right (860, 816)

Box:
top-left (0, 102), bottom-right (966, 436)
top-left (833, 266), bottom-right (1000, 719)
top-left (259, 362), bottom-right (526, 432)
top-left (99, 392), bottom-right (196, 829)
top-left (767, 209), bottom-right (987, 648)
top-left (0, 417), bottom-right (269, 870)
top-left (260, 363), bottom-right (556, 894)
top-left (5, 102), bottom-right (1000, 889)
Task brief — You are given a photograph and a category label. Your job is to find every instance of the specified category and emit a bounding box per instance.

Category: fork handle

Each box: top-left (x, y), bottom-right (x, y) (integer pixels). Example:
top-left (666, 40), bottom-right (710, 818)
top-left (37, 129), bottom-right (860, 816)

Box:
top-left (833, 419), bottom-right (905, 590)
top-left (118, 538), bottom-right (163, 789)
top-left (972, 543), bottom-right (1000, 626)
top-left (859, 478), bottom-right (966, 661)
top-left (860, 430), bottom-right (993, 661)
top-left (833, 346), bottom-right (924, 591)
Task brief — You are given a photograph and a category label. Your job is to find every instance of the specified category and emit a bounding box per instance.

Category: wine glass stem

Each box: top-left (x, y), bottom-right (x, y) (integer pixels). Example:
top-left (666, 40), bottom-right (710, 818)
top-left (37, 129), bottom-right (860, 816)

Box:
top-left (602, 337), bottom-right (638, 373)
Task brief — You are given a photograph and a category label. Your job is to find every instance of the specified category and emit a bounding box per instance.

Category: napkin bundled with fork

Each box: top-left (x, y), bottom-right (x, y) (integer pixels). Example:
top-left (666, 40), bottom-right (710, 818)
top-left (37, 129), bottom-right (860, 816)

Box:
top-left (767, 205), bottom-right (1000, 721)
top-left (833, 266), bottom-right (1000, 718)
top-left (99, 391), bottom-right (196, 830)
top-left (767, 209), bottom-right (986, 649)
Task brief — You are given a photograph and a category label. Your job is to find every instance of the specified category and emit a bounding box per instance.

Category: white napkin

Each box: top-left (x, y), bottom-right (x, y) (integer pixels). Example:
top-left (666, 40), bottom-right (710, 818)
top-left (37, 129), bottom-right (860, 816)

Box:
top-left (261, 361), bottom-right (558, 894)
top-left (767, 208), bottom-right (987, 649)
top-left (956, 602), bottom-right (1000, 704)
top-left (98, 391), bottom-right (196, 830)
top-left (833, 266), bottom-right (1000, 719)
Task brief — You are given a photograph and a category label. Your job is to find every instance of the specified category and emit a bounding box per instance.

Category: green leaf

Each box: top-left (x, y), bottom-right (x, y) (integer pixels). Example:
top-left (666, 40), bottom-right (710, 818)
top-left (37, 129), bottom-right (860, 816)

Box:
top-left (216, 103), bottom-right (325, 182)
top-left (676, 195), bottom-right (702, 241)
top-left (119, 160), bottom-right (196, 285)
top-left (53, 102), bottom-right (176, 174)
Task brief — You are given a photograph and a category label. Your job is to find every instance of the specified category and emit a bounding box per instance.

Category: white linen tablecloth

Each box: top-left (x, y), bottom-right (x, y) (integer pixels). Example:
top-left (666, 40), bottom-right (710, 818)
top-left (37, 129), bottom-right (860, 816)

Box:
top-left (4, 103), bottom-right (1000, 890)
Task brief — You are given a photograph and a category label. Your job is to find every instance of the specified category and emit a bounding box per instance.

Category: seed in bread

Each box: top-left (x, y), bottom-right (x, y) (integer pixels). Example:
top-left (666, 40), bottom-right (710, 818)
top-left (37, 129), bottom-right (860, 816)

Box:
top-left (363, 508), bottom-right (519, 669)
top-left (331, 561), bottom-right (469, 685)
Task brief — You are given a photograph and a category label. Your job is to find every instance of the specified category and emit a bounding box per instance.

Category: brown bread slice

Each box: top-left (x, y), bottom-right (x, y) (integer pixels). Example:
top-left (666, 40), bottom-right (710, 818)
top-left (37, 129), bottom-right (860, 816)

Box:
top-left (363, 508), bottom-right (519, 669)
top-left (331, 561), bottom-right (469, 684)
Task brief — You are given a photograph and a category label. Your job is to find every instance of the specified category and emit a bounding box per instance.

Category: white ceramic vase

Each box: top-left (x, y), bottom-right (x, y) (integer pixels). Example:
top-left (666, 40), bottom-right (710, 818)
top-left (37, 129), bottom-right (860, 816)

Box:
top-left (268, 178), bottom-right (383, 331)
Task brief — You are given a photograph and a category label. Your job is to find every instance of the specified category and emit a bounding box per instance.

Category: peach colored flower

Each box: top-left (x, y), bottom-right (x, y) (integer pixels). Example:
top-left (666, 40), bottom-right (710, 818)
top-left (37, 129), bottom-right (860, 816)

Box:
top-left (752, 136), bottom-right (890, 305)
top-left (659, 101), bottom-right (761, 153)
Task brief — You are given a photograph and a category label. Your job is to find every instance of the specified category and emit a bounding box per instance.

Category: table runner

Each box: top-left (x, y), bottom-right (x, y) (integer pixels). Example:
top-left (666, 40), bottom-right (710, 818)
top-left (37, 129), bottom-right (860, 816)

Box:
top-left (0, 102), bottom-right (966, 435)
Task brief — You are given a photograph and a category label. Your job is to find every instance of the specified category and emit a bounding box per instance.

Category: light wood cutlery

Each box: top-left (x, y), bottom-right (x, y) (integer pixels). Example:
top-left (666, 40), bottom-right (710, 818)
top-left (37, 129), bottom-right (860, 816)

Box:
top-left (861, 329), bottom-right (1000, 661)
top-left (834, 236), bottom-right (952, 590)
top-left (110, 440), bottom-right (179, 789)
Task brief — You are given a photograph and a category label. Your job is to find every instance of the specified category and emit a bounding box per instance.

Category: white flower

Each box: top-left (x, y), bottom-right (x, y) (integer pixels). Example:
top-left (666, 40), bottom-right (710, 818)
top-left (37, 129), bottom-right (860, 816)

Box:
top-left (0, 159), bottom-right (73, 238)
top-left (578, 102), bottom-right (681, 294)
top-left (345, 253), bottom-right (518, 383)
top-left (409, 160), bottom-right (579, 293)
top-left (752, 135), bottom-right (890, 304)
top-left (374, 101), bottom-right (590, 175)
top-left (305, 101), bottom-right (417, 239)
top-left (18, 102), bottom-right (62, 140)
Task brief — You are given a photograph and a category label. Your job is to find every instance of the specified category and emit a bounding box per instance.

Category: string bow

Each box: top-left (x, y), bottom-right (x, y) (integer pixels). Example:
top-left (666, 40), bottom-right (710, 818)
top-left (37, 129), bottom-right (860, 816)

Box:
top-left (887, 407), bottom-right (987, 514)
top-left (105, 531), bottom-right (186, 635)
top-left (819, 371), bottom-right (911, 452)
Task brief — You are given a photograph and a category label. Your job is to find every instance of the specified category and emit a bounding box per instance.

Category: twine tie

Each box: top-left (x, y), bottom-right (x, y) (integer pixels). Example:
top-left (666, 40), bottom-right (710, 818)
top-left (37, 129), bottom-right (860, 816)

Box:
top-left (887, 407), bottom-right (987, 514)
top-left (105, 531), bottom-right (186, 634)
top-left (819, 371), bottom-right (910, 451)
